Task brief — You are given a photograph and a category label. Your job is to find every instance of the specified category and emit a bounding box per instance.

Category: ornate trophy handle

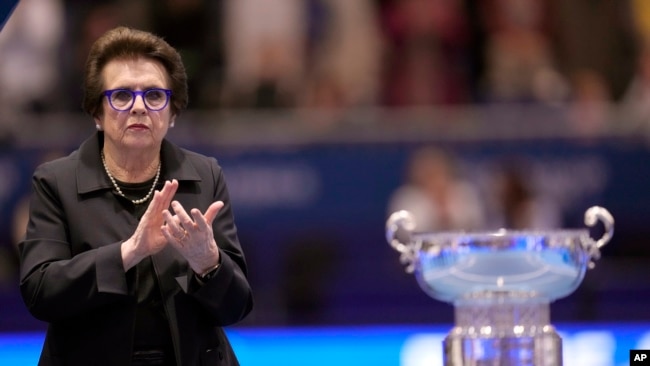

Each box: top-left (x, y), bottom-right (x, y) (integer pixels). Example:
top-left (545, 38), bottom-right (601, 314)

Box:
top-left (584, 206), bottom-right (614, 248)
top-left (386, 210), bottom-right (418, 273)
top-left (584, 206), bottom-right (615, 268)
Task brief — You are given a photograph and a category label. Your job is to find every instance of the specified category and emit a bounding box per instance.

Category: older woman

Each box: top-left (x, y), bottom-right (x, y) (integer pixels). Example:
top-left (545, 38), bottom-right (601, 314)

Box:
top-left (18, 27), bottom-right (253, 366)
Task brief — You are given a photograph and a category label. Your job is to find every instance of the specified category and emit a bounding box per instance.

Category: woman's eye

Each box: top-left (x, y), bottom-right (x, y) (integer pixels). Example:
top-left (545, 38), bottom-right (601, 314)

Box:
top-left (113, 90), bottom-right (132, 102)
top-left (146, 90), bottom-right (164, 101)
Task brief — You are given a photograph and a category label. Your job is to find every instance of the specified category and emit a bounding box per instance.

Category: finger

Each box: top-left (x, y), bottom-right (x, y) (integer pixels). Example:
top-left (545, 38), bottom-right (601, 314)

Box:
top-left (204, 201), bottom-right (225, 224)
top-left (145, 180), bottom-right (176, 216)
top-left (162, 210), bottom-right (186, 238)
top-left (161, 225), bottom-right (173, 240)
top-left (191, 209), bottom-right (209, 232)
top-left (171, 201), bottom-right (196, 230)
top-left (143, 189), bottom-right (162, 216)
top-left (158, 180), bottom-right (179, 208)
top-left (161, 212), bottom-right (189, 239)
top-left (162, 209), bottom-right (176, 228)
top-left (161, 225), bottom-right (183, 247)
top-left (192, 201), bottom-right (224, 231)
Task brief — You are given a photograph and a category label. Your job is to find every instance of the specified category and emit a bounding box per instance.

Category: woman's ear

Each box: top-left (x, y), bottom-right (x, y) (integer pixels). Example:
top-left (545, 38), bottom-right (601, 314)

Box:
top-left (94, 117), bottom-right (103, 131)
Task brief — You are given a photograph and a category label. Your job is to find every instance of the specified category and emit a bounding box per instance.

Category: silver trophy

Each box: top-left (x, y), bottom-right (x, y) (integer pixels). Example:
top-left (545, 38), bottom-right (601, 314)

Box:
top-left (386, 206), bottom-right (614, 366)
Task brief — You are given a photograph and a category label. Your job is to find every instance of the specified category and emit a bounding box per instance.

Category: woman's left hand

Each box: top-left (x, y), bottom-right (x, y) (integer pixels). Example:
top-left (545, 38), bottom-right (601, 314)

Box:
top-left (161, 200), bottom-right (223, 274)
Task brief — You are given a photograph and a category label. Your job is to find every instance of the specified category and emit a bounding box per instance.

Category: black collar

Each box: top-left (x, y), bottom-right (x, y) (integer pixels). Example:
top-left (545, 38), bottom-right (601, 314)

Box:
top-left (75, 132), bottom-right (202, 195)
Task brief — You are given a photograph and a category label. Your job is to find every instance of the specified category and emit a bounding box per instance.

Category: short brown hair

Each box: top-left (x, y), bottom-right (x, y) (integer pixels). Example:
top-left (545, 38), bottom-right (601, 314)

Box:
top-left (82, 26), bottom-right (188, 117)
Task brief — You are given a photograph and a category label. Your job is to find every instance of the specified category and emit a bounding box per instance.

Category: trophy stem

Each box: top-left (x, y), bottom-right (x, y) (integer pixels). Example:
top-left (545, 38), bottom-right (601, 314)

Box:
top-left (444, 291), bottom-right (562, 366)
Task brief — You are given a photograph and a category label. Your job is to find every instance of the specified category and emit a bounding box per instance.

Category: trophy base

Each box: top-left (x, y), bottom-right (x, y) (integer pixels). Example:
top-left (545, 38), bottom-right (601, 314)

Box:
top-left (443, 291), bottom-right (563, 366)
top-left (443, 331), bottom-right (562, 366)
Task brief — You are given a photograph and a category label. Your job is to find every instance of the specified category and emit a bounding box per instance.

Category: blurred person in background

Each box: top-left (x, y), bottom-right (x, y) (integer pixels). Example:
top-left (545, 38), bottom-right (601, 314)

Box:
top-left (60, 1), bottom-right (159, 112)
top-left (0, 0), bottom-right (64, 116)
top-left (620, 43), bottom-right (650, 141)
top-left (549, 0), bottom-right (637, 101)
top-left (301, 0), bottom-right (383, 108)
top-left (387, 146), bottom-right (485, 232)
top-left (299, 0), bottom-right (384, 126)
top-left (477, 0), bottom-right (569, 104)
top-left (484, 158), bottom-right (561, 230)
top-left (220, 0), bottom-right (306, 109)
top-left (148, 0), bottom-right (224, 109)
top-left (18, 27), bottom-right (252, 365)
top-left (379, 0), bottom-right (472, 106)
top-left (567, 68), bottom-right (613, 140)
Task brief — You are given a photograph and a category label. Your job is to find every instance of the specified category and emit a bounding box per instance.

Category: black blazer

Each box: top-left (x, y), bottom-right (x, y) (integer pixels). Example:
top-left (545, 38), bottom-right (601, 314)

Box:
top-left (19, 133), bottom-right (253, 366)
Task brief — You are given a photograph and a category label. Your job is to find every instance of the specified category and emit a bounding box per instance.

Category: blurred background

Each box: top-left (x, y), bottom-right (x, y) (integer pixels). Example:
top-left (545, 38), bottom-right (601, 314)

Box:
top-left (1, 0), bottom-right (650, 364)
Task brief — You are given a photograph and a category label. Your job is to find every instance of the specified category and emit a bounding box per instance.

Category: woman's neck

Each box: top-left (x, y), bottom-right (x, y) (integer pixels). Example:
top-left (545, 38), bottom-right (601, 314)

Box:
top-left (102, 147), bottom-right (161, 183)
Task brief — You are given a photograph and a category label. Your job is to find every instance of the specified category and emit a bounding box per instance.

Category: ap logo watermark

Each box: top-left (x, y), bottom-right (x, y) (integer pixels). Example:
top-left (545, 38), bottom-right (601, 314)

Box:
top-left (631, 350), bottom-right (650, 364)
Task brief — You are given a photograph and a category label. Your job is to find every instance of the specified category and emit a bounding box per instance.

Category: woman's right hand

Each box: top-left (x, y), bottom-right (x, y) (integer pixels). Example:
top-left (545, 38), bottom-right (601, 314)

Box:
top-left (121, 179), bottom-right (178, 270)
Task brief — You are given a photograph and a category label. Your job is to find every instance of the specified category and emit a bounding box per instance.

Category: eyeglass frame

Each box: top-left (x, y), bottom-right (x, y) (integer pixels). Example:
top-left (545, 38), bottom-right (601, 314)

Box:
top-left (102, 88), bottom-right (173, 112)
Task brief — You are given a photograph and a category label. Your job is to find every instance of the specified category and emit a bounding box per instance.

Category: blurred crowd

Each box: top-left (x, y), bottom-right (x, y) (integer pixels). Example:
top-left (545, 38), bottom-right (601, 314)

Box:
top-left (0, 0), bottom-right (648, 122)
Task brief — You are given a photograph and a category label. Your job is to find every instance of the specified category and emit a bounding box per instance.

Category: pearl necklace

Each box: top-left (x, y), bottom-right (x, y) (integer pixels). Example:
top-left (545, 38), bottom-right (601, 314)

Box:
top-left (101, 151), bottom-right (161, 205)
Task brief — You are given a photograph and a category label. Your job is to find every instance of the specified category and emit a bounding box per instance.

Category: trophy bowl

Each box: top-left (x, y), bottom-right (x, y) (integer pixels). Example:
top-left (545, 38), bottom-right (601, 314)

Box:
top-left (386, 206), bottom-right (614, 366)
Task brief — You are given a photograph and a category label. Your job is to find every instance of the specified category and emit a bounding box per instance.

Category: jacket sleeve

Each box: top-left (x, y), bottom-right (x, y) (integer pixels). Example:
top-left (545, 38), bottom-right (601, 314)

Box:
top-left (182, 159), bottom-right (253, 326)
top-left (18, 162), bottom-right (132, 322)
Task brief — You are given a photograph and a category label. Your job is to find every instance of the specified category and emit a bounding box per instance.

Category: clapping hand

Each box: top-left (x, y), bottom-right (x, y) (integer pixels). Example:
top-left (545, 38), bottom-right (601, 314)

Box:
top-left (161, 200), bottom-right (223, 275)
top-left (122, 179), bottom-right (178, 270)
